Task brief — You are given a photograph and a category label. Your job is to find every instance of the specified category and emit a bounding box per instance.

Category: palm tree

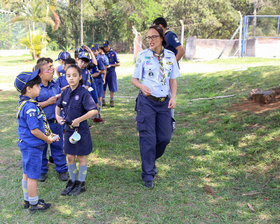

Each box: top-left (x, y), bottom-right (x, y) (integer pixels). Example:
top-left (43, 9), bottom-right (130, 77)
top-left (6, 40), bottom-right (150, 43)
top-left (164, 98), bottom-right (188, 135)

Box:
top-left (3, 0), bottom-right (59, 59)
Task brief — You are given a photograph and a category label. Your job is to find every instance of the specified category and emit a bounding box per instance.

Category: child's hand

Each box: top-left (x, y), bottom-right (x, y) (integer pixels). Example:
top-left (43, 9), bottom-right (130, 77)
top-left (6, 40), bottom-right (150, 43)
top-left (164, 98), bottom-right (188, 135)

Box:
top-left (83, 45), bottom-right (91, 53)
top-left (48, 96), bottom-right (58, 105)
top-left (71, 118), bottom-right (80, 127)
top-left (56, 115), bottom-right (65, 125)
top-left (46, 135), bottom-right (55, 144)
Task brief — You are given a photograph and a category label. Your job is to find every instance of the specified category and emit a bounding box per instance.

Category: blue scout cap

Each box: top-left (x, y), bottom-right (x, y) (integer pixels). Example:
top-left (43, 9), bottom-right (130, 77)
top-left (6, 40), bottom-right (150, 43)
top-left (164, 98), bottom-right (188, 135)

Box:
top-left (102, 40), bottom-right (110, 47)
top-left (14, 69), bottom-right (40, 93)
top-left (55, 51), bottom-right (71, 61)
top-left (78, 52), bottom-right (90, 60)
top-left (91, 44), bottom-right (99, 51)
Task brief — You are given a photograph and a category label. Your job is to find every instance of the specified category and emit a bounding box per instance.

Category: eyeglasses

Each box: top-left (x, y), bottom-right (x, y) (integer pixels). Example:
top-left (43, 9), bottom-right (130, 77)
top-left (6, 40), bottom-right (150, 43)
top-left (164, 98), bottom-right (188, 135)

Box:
top-left (146, 35), bottom-right (160, 41)
top-left (42, 68), bottom-right (54, 73)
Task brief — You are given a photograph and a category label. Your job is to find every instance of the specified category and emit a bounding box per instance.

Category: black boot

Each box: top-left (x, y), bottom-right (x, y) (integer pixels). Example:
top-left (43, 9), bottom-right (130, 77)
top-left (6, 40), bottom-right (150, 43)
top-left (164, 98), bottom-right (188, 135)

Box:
top-left (61, 180), bottom-right (76, 196)
top-left (68, 181), bottom-right (86, 196)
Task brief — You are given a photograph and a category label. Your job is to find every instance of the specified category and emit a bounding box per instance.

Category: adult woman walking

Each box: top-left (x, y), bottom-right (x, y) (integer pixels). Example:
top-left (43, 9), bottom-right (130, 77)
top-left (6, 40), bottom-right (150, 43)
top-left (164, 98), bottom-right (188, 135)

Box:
top-left (131, 25), bottom-right (180, 188)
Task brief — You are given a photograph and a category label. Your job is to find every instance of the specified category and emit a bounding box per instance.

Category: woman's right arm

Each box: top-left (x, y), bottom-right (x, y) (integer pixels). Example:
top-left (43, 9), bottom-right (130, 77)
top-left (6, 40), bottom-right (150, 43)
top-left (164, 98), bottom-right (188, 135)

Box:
top-left (131, 78), bottom-right (152, 96)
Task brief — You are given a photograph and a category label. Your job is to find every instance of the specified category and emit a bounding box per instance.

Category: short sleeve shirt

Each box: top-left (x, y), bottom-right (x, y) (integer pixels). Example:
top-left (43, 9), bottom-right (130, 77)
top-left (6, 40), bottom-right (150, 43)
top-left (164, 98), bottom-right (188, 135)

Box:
top-left (35, 81), bottom-right (61, 120)
top-left (56, 75), bottom-right (69, 89)
top-left (56, 85), bottom-right (97, 129)
top-left (133, 49), bottom-right (180, 97)
top-left (57, 65), bottom-right (66, 74)
top-left (106, 49), bottom-right (120, 72)
top-left (165, 30), bottom-right (181, 56)
top-left (17, 96), bottom-right (46, 146)
top-left (81, 69), bottom-right (91, 87)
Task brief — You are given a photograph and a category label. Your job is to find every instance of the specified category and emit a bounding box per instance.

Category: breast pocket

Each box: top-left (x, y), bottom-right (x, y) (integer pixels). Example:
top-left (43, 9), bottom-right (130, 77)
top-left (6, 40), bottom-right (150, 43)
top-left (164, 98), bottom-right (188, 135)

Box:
top-left (164, 63), bottom-right (173, 78)
top-left (144, 63), bottom-right (157, 80)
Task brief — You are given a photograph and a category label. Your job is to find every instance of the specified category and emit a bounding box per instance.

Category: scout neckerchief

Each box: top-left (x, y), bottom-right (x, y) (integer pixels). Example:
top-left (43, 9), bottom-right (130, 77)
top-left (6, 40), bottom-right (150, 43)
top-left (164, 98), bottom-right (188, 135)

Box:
top-left (17, 99), bottom-right (52, 136)
top-left (152, 48), bottom-right (166, 85)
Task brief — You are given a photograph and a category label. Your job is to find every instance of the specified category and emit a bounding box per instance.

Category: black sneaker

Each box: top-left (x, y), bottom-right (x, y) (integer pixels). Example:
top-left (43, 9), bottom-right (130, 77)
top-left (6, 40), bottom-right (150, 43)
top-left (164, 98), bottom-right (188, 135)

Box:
top-left (29, 200), bottom-right (51, 214)
top-left (68, 181), bottom-right (86, 196)
top-left (38, 173), bottom-right (47, 182)
top-left (24, 199), bottom-right (45, 209)
top-left (61, 180), bottom-right (76, 196)
top-left (144, 180), bottom-right (154, 188)
top-left (58, 172), bottom-right (68, 181)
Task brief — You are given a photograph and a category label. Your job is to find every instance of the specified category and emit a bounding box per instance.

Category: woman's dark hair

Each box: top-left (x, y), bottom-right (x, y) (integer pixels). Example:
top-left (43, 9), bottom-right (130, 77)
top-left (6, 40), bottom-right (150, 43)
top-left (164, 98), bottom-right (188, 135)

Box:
top-left (36, 57), bottom-right (53, 64)
top-left (21, 75), bottom-right (41, 95)
top-left (148, 25), bottom-right (167, 47)
top-left (65, 64), bottom-right (84, 85)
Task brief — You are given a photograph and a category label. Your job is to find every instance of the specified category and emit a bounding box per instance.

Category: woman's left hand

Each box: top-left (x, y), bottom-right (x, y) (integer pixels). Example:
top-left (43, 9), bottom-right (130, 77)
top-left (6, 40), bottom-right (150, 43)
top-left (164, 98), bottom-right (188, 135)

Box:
top-left (168, 97), bottom-right (176, 109)
top-left (71, 118), bottom-right (80, 127)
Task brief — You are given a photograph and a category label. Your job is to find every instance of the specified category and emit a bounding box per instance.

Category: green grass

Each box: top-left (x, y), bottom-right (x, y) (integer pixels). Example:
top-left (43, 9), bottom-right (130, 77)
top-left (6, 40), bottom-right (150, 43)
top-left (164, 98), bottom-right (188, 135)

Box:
top-left (0, 57), bottom-right (280, 223)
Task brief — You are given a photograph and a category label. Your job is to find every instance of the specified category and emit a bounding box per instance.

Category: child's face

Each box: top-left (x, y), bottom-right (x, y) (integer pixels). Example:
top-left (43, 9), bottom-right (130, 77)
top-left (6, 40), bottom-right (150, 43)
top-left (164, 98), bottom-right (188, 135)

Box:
top-left (77, 59), bottom-right (89, 69)
top-left (104, 46), bottom-right (110, 52)
top-left (93, 50), bottom-right (98, 56)
top-left (40, 63), bottom-right (54, 82)
top-left (59, 59), bottom-right (64, 65)
top-left (66, 67), bottom-right (82, 89)
top-left (27, 84), bottom-right (41, 98)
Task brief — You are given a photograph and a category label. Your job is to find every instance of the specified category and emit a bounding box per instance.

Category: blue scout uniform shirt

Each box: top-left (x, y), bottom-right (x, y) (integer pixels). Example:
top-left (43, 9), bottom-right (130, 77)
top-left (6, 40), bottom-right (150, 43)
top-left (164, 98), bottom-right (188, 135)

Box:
top-left (56, 75), bottom-right (69, 89)
top-left (133, 48), bottom-right (180, 98)
top-left (106, 49), bottom-right (119, 72)
top-left (17, 96), bottom-right (45, 146)
top-left (90, 55), bottom-right (105, 78)
top-left (57, 65), bottom-right (66, 74)
top-left (165, 29), bottom-right (181, 56)
top-left (81, 68), bottom-right (91, 87)
top-left (100, 54), bottom-right (109, 66)
top-left (56, 85), bottom-right (97, 129)
top-left (35, 80), bottom-right (61, 120)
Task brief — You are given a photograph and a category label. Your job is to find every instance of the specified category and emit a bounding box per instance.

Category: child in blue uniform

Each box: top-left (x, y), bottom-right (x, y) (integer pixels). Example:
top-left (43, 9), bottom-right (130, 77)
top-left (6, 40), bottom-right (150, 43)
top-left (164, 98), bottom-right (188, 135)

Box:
top-left (91, 44), bottom-right (106, 122)
top-left (77, 52), bottom-right (99, 105)
top-left (15, 70), bottom-right (57, 213)
top-left (35, 59), bottom-right (68, 182)
top-left (56, 64), bottom-right (98, 196)
top-left (56, 58), bottom-right (76, 91)
top-left (102, 40), bottom-right (120, 107)
top-left (55, 51), bottom-right (71, 77)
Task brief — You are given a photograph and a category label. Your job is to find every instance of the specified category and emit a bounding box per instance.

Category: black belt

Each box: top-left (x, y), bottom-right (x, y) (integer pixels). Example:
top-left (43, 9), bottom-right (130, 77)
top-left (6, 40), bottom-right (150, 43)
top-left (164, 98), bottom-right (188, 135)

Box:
top-left (146, 94), bottom-right (168, 102)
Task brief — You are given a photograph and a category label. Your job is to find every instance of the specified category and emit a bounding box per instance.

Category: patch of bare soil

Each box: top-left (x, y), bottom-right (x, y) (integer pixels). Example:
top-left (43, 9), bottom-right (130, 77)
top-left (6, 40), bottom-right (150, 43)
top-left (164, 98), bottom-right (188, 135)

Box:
top-left (229, 96), bottom-right (280, 114)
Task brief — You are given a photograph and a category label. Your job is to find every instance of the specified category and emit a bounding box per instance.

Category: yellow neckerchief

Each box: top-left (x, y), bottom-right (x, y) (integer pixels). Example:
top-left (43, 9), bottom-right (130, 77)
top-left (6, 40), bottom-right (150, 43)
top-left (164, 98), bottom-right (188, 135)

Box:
top-left (165, 28), bottom-right (171, 35)
top-left (17, 99), bottom-right (52, 136)
top-left (151, 48), bottom-right (166, 85)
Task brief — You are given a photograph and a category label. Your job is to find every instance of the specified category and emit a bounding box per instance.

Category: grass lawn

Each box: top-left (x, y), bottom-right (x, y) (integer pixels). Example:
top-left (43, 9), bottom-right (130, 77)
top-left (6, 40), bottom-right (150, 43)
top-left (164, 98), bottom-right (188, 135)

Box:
top-left (0, 55), bottom-right (280, 223)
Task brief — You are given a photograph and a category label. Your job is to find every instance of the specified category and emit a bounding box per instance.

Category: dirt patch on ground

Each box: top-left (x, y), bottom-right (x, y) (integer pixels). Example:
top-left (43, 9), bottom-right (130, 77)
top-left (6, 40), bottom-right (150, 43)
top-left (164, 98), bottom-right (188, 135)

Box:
top-left (229, 96), bottom-right (280, 114)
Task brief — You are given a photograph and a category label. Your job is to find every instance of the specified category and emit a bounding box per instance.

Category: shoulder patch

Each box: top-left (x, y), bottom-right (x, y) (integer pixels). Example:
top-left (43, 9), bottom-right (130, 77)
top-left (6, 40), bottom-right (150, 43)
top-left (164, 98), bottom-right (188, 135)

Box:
top-left (26, 108), bottom-right (36, 114)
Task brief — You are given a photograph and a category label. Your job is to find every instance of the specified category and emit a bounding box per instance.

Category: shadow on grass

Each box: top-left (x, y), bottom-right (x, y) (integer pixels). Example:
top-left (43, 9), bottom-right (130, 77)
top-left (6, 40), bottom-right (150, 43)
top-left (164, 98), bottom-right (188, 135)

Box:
top-left (1, 64), bottom-right (280, 223)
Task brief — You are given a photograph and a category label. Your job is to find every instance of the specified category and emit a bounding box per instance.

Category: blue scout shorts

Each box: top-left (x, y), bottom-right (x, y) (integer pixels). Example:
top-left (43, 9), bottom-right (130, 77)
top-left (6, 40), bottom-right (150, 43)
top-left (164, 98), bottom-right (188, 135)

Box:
top-left (94, 76), bottom-right (104, 98)
top-left (19, 141), bottom-right (44, 179)
top-left (103, 70), bottom-right (118, 92)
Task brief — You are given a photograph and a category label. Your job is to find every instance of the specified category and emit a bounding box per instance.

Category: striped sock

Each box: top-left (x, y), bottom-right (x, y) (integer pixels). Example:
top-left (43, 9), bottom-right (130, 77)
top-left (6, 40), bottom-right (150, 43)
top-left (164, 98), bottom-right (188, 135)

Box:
top-left (22, 180), bottom-right (28, 201)
top-left (29, 196), bottom-right (39, 205)
top-left (68, 163), bottom-right (77, 182)
top-left (78, 164), bottom-right (87, 182)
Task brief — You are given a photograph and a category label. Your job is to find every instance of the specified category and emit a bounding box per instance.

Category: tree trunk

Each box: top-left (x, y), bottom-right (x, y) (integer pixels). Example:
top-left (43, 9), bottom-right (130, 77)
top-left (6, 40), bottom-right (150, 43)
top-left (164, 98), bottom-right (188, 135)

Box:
top-left (28, 22), bottom-right (36, 60)
top-left (253, 0), bottom-right (257, 36)
top-left (80, 0), bottom-right (83, 45)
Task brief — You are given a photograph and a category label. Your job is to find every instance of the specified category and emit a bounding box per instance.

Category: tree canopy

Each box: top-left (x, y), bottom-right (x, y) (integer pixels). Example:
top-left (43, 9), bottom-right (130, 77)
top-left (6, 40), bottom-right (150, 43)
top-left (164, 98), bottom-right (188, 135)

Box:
top-left (1, 0), bottom-right (280, 51)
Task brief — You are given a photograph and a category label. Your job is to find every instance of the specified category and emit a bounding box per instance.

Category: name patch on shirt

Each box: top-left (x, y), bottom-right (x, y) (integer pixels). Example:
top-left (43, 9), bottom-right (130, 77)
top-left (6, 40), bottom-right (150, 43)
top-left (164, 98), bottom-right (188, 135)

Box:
top-left (166, 61), bottom-right (173, 65)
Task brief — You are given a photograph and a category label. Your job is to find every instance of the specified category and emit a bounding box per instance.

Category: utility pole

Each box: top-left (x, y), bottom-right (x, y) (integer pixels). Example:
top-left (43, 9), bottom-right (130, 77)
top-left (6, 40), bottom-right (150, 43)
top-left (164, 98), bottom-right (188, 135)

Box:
top-left (80, 0), bottom-right (84, 45)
